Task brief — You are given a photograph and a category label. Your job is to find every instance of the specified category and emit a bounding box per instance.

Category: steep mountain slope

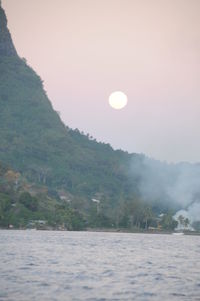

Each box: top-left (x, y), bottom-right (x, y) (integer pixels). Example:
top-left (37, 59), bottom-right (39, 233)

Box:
top-left (0, 4), bottom-right (17, 56)
top-left (0, 4), bottom-right (135, 200)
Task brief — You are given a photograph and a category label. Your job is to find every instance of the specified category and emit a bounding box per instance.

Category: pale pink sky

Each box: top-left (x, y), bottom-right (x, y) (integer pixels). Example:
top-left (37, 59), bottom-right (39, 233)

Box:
top-left (3, 0), bottom-right (200, 162)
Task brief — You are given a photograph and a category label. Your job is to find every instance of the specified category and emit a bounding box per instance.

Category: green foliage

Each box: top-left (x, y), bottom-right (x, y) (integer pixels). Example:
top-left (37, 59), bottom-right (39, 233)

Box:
top-left (160, 213), bottom-right (178, 230)
top-left (0, 193), bottom-right (12, 226)
top-left (0, 162), bottom-right (85, 230)
top-left (19, 192), bottom-right (38, 211)
top-left (177, 215), bottom-right (190, 228)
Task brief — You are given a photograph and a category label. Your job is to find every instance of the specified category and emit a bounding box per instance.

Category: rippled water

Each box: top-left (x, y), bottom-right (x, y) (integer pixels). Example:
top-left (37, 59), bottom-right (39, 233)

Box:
top-left (0, 230), bottom-right (200, 301)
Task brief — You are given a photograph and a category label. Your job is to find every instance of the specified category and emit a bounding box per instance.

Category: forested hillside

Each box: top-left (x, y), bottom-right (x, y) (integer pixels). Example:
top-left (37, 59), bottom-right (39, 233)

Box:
top-left (0, 54), bottom-right (138, 199)
top-left (1, 3), bottom-right (200, 231)
top-left (0, 3), bottom-right (138, 201)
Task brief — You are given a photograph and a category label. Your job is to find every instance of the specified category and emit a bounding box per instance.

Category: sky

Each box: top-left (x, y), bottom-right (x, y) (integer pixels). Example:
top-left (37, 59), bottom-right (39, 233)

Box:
top-left (2, 0), bottom-right (200, 163)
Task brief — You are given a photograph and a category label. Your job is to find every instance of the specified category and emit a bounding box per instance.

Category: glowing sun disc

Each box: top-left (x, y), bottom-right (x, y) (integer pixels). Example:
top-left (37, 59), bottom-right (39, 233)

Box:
top-left (109, 91), bottom-right (128, 109)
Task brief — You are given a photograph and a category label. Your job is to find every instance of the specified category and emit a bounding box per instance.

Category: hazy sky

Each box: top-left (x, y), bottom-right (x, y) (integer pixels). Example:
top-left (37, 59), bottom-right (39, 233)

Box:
top-left (2, 0), bottom-right (200, 162)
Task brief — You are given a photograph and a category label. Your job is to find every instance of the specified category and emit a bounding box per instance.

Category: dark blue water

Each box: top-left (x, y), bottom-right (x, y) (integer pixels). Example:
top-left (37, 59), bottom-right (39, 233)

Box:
top-left (0, 230), bottom-right (200, 301)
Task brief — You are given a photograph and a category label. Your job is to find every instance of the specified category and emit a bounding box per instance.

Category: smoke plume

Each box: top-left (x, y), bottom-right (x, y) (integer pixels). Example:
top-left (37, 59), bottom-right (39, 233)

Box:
top-left (130, 155), bottom-right (200, 225)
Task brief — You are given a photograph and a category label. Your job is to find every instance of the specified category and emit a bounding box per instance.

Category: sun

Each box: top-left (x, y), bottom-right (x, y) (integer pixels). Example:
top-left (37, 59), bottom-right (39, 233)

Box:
top-left (109, 91), bottom-right (128, 110)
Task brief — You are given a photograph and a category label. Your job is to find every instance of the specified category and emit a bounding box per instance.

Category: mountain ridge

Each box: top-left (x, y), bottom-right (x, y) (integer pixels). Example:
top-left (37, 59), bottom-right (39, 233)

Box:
top-left (0, 2), bottom-right (17, 56)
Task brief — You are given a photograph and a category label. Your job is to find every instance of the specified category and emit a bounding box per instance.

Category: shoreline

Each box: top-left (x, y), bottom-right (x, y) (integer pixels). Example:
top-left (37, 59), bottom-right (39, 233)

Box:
top-left (1, 227), bottom-right (200, 236)
top-left (86, 228), bottom-right (200, 236)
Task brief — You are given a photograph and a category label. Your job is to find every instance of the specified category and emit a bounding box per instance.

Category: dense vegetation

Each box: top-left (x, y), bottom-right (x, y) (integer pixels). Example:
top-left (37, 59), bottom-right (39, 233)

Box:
top-left (0, 162), bottom-right (86, 230)
top-left (0, 161), bottom-right (181, 231)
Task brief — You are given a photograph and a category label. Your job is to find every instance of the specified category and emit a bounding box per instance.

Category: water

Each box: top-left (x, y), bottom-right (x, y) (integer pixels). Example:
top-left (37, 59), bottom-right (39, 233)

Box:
top-left (0, 230), bottom-right (200, 301)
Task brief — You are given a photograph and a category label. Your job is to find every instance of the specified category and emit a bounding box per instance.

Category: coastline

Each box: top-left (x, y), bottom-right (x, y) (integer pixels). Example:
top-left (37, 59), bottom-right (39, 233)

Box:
top-left (1, 227), bottom-right (200, 236)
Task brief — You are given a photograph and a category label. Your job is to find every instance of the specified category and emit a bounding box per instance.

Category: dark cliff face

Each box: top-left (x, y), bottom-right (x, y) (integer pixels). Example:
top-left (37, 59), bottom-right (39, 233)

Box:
top-left (0, 4), bottom-right (17, 56)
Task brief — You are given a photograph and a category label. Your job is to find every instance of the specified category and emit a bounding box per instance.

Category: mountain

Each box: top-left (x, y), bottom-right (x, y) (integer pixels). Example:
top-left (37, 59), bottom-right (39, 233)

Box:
top-left (1, 3), bottom-right (200, 231)
top-left (0, 4), bottom-right (17, 57)
top-left (0, 3), bottom-right (135, 201)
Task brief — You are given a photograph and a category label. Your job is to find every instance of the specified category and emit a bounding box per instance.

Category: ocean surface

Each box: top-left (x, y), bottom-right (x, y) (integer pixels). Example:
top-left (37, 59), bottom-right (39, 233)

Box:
top-left (0, 230), bottom-right (200, 301)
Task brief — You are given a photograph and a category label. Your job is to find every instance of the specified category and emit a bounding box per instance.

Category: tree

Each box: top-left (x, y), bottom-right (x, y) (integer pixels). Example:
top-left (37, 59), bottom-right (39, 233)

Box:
top-left (19, 192), bottom-right (38, 211)
top-left (161, 213), bottom-right (178, 230)
top-left (184, 218), bottom-right (190, 228)
top-left (142, 206), bottom-right (153, 230)
top-left (0, 194), bottom-right (12, 226)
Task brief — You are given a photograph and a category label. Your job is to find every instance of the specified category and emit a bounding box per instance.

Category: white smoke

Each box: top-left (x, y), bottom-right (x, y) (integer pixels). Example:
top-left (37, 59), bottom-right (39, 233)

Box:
top-left (167, 162), bottom-right (200, 207)
top-left (130, 156), bottom-right (200, 226)
top-left (175, 203), bottom-right (200, 224)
